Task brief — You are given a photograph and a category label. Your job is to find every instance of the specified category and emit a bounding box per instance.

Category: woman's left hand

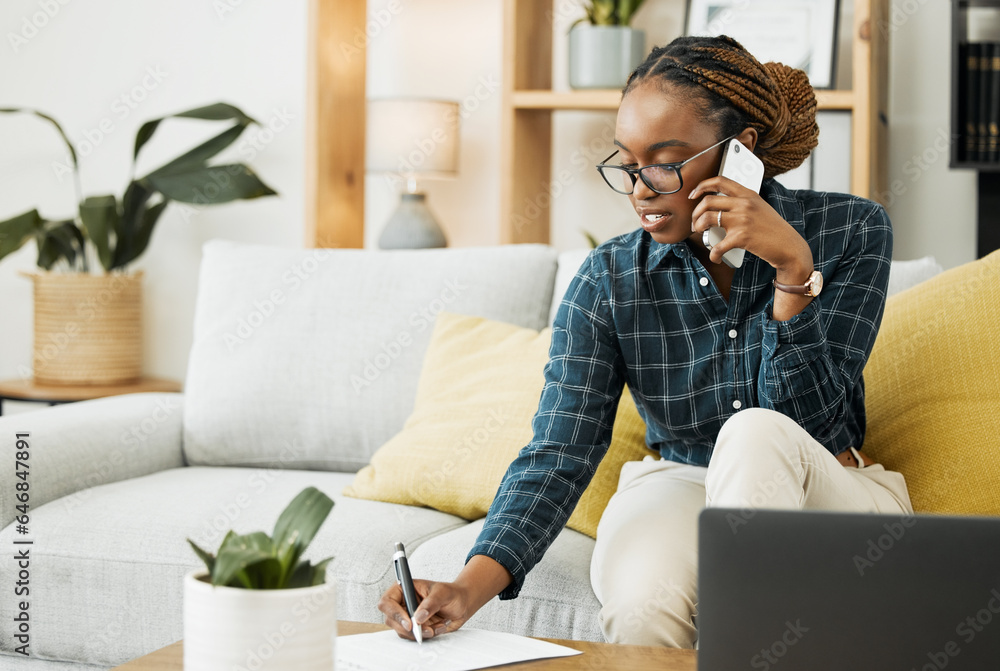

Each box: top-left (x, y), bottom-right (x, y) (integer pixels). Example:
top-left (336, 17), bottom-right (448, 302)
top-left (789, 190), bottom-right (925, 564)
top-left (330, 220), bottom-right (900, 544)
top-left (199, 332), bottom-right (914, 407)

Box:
top-left (688, 176), bottom-right (813, 277)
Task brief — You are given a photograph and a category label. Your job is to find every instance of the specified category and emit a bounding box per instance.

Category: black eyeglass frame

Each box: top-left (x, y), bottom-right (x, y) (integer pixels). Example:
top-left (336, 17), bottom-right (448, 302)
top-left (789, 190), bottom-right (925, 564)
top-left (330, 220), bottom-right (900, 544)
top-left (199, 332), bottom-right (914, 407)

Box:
top-left (595, 133), bottom-right (739, 196)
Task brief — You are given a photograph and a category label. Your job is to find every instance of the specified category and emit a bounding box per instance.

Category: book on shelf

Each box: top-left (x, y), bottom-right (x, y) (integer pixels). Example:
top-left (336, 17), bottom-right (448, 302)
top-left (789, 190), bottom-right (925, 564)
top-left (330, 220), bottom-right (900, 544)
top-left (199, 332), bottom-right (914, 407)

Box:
top-left (961, 43), bottom-right (975, 162)
top-left (991, 45), bottom-right (1000, 162)
top-left (979, 44), bottom-right (992, 162)
top-left (959, 42), bottom-right (1000, 164)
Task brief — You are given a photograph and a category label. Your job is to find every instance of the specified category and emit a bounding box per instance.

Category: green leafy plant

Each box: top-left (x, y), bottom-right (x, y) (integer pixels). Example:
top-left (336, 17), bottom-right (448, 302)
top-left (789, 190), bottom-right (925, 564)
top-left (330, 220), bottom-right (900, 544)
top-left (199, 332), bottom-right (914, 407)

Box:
top-left (581, 229), bottom-right (601, 249)
top-left (0, 102), bottom-right (277, 272)
top-left (573, 0), bottom-right (646, 27)
top-left (187, 487), bottom-right (335, 590)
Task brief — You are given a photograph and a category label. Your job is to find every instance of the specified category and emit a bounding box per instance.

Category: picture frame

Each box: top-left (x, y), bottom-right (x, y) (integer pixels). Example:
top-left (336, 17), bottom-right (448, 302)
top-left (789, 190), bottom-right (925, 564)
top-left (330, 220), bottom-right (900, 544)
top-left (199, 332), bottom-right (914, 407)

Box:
top-left (685, 0), bottom-right (841, 89)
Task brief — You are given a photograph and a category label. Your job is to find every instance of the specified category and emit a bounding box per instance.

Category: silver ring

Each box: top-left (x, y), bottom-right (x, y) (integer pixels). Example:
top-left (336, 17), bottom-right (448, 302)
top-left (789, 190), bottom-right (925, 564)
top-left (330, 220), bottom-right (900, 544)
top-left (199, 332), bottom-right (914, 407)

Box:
top-left (717, 210), bottom-right (722, 226)
top-left (702, 230), bottom-right (713, 249)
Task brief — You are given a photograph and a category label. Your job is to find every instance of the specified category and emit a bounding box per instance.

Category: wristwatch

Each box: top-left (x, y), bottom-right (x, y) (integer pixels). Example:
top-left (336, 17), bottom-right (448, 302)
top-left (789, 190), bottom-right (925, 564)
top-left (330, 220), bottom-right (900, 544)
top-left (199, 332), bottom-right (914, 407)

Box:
top-left (773, 270), bottom-right (824, 297)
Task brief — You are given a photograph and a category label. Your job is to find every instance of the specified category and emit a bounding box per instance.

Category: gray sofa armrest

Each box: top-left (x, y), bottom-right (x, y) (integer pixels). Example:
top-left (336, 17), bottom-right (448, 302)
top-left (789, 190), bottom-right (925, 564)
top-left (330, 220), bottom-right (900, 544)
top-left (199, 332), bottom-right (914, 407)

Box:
top-left (0, 392), bottom-right (185, 531)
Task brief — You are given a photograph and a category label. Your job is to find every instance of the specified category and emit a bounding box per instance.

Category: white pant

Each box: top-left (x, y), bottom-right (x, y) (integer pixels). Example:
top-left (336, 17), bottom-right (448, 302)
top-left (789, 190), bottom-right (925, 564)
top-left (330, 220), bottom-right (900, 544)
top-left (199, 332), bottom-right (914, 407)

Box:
top-left (589, 408), bottom-right (913, 648)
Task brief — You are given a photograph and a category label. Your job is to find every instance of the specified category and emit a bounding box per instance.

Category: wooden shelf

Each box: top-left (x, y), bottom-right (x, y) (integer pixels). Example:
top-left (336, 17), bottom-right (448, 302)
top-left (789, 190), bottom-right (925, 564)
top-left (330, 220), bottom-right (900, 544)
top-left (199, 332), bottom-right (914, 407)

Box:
top-left (512, 90), bottom-right (622, 110)
top-left (500, 0), bottom-right (890, 245)
top-left (307, 0), bottom-right (366, 249)
top-left (814, 89), bottom-right (857, 110)
top-left (951, 161), bottom-right (1000, 172)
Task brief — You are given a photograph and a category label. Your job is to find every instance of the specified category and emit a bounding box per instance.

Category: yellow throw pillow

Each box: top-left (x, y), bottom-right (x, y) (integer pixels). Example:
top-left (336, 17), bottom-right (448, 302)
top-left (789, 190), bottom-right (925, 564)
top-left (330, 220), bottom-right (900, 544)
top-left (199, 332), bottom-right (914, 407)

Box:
top-left (863, 250), bottom-right (1000, 514)
top-left (343, 311), bottom-right (652, 538)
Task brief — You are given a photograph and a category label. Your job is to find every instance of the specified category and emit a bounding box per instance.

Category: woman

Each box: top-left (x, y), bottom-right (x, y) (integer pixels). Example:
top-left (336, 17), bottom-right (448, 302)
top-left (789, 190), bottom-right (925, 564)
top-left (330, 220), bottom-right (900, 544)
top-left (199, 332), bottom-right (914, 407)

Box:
top-left (377, 35), bottom-right (913, 649)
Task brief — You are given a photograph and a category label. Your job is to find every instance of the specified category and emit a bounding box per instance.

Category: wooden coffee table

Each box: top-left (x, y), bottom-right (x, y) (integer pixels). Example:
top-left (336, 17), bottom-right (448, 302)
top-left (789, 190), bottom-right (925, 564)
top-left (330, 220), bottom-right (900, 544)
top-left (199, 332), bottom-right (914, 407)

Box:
top-left (111, 620), bottom-right (696, 670)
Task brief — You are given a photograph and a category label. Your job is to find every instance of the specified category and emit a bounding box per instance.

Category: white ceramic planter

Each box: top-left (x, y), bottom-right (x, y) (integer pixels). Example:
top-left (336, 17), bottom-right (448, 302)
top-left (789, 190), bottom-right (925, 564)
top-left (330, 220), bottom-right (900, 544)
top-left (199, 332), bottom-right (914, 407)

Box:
top-left (183, 569), bottom-right (336, 671)
top-left (568, 25), bottom-right (646, 89)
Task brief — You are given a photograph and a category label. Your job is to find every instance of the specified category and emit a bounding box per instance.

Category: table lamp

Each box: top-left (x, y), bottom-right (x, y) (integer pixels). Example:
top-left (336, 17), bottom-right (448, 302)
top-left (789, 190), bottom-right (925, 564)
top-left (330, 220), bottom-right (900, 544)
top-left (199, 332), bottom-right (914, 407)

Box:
top-left (366, 98), bottom-right (460, 249)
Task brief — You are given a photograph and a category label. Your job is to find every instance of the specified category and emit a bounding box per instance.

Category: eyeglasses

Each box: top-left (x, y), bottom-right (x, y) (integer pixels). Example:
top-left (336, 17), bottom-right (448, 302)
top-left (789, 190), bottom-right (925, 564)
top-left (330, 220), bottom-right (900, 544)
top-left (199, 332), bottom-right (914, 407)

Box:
top-left (596, 133), bottom-right (737, 196)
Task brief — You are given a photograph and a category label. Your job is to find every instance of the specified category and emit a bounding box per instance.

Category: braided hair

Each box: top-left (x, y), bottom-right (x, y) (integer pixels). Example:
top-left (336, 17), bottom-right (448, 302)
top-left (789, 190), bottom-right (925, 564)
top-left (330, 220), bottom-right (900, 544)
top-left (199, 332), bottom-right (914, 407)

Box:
top-left (623, 35), bottom-right (819, 179)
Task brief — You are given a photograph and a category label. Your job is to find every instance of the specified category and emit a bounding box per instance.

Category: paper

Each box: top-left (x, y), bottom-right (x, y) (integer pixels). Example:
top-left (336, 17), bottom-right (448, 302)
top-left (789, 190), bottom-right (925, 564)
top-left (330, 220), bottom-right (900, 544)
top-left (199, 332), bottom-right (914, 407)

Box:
top-left (336, 627), bottom-right (583, 671)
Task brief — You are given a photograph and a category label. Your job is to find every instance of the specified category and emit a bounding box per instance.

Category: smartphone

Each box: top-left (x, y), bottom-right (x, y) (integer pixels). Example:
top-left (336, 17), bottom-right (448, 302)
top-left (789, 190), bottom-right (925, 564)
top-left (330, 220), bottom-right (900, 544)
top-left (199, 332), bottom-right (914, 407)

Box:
top-left (703, 139), bottom-right (765, 268)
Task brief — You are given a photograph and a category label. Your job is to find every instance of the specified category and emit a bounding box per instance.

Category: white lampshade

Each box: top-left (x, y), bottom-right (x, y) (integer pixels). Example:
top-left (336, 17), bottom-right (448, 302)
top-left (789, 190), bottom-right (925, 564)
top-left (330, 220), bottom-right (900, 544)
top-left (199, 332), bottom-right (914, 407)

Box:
top-left (366, 98), bottom-right (460, 179)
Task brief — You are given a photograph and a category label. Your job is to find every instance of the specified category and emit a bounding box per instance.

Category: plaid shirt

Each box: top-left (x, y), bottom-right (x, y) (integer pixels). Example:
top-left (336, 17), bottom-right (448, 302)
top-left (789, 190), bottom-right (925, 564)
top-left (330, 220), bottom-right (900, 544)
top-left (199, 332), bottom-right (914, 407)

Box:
top-left (469, 179), bottom-right (894, 599)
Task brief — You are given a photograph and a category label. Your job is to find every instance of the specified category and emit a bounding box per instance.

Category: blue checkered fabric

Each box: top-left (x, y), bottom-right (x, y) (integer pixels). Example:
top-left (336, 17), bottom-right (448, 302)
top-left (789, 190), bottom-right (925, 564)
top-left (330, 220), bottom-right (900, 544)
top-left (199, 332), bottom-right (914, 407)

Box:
top-left (470, 178), bottom-right (893, 598)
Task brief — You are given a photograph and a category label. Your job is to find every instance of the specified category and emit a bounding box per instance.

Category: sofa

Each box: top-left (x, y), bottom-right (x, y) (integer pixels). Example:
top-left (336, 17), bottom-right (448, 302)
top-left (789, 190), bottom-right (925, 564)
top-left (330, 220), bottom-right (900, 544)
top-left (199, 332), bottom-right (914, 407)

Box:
top-left (0, 238), bottom-right (980, 670)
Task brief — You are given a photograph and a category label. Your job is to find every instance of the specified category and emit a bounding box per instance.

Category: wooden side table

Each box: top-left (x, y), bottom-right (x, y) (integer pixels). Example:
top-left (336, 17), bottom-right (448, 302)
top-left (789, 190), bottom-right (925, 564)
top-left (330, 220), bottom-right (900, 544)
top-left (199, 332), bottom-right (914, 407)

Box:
top-left (112, 620), bottom-right (697, 670)
top-left (0, 377), bottom-right (182, 416)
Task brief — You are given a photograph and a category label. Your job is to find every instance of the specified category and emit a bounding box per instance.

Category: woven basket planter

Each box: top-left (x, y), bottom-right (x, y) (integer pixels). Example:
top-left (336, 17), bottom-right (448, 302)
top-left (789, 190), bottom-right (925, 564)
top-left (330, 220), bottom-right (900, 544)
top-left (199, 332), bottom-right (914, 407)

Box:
top-left (23, 271), bottom-right (143, 386)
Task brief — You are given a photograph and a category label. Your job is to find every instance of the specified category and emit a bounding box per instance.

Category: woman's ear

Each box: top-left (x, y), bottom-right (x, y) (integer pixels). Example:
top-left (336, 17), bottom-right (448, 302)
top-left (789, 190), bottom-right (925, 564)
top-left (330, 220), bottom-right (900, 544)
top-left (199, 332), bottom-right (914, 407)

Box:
top-left (738, 127), bottom-right (758, 153)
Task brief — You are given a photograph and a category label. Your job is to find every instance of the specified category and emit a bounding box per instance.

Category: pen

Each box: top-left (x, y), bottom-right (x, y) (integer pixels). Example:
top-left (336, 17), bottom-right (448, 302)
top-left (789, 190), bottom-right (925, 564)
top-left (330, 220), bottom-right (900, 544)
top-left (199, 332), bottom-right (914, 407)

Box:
top-left (392, 541), bottom-right (423, 644)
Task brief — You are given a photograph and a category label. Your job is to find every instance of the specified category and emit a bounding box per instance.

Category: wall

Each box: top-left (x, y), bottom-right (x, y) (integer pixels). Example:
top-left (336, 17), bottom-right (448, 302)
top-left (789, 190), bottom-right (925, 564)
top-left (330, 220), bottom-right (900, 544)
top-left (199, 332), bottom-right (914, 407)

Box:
top-left (0, 0), bottom-right (979, 400)
top-left (885, 0), bottom-right (978, 267)
top-left (0, 0), bottom-right (308, 401)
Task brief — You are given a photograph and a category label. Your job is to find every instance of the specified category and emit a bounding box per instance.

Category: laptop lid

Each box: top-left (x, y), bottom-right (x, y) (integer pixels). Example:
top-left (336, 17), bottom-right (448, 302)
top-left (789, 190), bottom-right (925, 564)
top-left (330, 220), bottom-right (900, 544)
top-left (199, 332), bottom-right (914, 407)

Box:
top-left (698, 508), bottom-right (1000, 670)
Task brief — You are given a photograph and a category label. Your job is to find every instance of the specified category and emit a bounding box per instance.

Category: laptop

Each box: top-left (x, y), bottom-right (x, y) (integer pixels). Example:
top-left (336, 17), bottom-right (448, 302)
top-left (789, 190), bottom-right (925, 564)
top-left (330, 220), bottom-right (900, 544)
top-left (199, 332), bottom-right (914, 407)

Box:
top-left (697, 508), bottom-right (1000, 670)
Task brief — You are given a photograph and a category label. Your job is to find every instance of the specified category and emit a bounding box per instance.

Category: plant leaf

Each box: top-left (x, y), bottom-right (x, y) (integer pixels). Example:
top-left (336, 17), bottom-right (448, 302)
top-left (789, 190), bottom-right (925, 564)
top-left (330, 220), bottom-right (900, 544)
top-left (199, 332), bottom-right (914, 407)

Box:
top-left (145, 124), bottom-right (247, 180)
top-left (233, 532), bottom-right (280, 589)
top-left (34, 233), bottom-right (63, 271)
top-left (133, 119), bottom-right (163, 161)
top-left (240, 531), bottom-right (276, 554)
top-left (272, 488), bottom-right (334, 560)
top-left (187, 539), bottom-right (216, 575)
top-left (272, 487), bottom-right (334, 586)
top-left (0, 209), bottom-right (43, 262)
top-left (145, 164), bottom-right (277, 204)
top-left (285, 556), bottom-right (332, 589)
top-left (36, 219), bottom-right (83, 270)
top-left (0, 108), bottom-right (78, 170)
top-left (285, 559), bottom-right (314, 589)
top-left (311, 556), bottom-right (333, 587)
top-left (176, 102), bottom-right (257, 125)
top-left (113, 197), bottom-right (168, 270)
top-left (241, 556), bottom-right (285, 590)
top-left (285, 557), bottom-right (333, 589)
top-left (592, 0), bottom-right (616, 24)
top-left (132, 102), bottom-right (257, 162)
top-left (114, 180), bottom-right (155, 268)
top-left (617, 0), bottom-right (644, 25)
top-left (67, 218), bottom-right (85, 260)
top-left (213, 546), bottom-right (275, 587)
top-left (216, 529), bottom-right (238, 554)
top-left (212, 531), bottom-right (276, 588)
top-left (79, 195), bottom-right (119, 271)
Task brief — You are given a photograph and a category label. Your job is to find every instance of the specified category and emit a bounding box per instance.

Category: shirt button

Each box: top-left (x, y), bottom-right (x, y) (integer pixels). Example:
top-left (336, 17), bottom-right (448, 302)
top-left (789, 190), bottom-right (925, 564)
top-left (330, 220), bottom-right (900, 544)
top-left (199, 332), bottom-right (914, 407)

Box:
top-left (728, 329), bottom-right (738, 339)
top-left (733, 400), bottom-right (743, 410)
top-left (699, 277), bottom-right (709, 287)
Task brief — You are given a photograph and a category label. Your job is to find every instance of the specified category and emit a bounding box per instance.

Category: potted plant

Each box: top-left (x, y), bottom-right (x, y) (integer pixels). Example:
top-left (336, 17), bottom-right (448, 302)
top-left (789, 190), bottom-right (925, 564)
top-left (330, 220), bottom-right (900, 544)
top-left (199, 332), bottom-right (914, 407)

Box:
top-left (185, 486), bottom-right (337, 671)
top-left (569, 0), bottom-right (647, 89)
top-left (0, 103), bottom-right (277, 385)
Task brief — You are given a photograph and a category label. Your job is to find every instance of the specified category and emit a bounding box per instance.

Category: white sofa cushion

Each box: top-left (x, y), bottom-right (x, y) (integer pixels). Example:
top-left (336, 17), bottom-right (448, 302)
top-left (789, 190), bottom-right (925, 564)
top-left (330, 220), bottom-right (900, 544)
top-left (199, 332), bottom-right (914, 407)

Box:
top-left (183, 241), bottom-right (558, 471)
top-left (549, 249), bottom-right (592, 327)
top-left (886, 255), bottom-right (944, 296)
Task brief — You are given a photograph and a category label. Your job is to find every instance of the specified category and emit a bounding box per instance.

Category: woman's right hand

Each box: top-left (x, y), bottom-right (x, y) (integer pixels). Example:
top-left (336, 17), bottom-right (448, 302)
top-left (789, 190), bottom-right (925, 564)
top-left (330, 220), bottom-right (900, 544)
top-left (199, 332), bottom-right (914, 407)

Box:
top-left (376, 555), bottom-right (515, 641)
top-left (377, 579), bottom-right (474, 641)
